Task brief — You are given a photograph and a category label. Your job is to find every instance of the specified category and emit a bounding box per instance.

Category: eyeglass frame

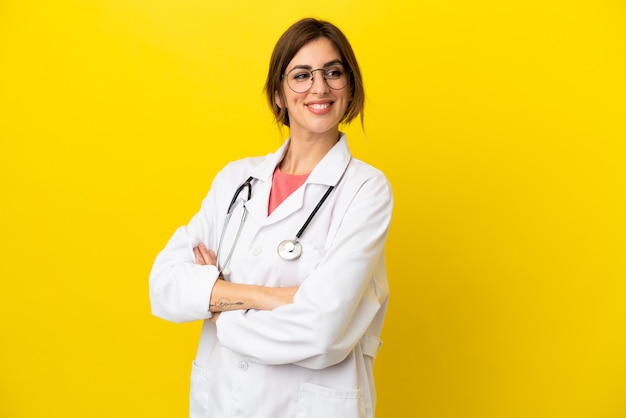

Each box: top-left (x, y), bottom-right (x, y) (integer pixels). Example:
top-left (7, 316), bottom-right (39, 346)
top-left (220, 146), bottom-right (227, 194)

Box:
top-left (282, 62), bottom-right (352, 94)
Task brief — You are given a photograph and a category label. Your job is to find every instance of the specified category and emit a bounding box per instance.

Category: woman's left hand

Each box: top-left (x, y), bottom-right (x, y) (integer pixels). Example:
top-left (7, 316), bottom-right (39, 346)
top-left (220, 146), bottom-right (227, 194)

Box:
top-left (209, 312), bottom-right (221, 324)
top-left (193, 243), bottom-right (217, 266)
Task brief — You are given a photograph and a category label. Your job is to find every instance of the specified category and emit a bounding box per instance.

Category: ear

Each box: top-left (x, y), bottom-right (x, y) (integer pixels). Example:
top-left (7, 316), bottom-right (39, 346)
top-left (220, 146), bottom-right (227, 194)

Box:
top-left (274, 90), bottom-right (283, 109)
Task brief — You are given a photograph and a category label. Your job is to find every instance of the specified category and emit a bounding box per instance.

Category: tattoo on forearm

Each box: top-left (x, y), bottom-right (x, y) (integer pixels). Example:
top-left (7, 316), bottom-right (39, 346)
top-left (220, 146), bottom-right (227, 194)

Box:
top-left (210, 297), bottom-right (244, 310)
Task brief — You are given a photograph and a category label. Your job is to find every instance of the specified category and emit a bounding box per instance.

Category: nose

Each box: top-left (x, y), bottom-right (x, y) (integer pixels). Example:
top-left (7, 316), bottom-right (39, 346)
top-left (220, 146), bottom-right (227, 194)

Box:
top-left (310, 69), bottom-right (330, 93)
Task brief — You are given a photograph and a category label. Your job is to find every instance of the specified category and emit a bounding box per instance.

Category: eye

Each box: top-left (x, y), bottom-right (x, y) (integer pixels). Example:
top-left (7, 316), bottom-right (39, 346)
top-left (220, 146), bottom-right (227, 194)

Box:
top-left (325, 67), bottom-right (344, 79)
top-left (291, 71), bottom-right (311, 82)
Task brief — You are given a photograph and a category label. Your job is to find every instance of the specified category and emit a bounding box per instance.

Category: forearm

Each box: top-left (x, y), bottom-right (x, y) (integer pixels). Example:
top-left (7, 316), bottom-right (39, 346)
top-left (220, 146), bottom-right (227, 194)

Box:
top-left (209, 279), bottom-right (297, 312)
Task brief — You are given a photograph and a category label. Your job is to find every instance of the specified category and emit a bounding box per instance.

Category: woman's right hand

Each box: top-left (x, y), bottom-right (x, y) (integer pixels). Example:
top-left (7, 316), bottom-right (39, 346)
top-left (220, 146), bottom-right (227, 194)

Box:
top-left (193, 243), bottom-right (217, 266)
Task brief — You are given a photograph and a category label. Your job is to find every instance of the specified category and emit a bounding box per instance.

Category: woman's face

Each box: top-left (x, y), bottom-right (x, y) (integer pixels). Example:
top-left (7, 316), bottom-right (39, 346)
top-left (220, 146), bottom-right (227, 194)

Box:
top-left (276, 37), bottom-right (351, 139)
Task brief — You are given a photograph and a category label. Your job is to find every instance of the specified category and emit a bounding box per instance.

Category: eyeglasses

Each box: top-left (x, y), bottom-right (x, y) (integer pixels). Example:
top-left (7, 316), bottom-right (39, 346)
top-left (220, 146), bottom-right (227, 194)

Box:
top-left (283, 64), bottom-right (350, 94)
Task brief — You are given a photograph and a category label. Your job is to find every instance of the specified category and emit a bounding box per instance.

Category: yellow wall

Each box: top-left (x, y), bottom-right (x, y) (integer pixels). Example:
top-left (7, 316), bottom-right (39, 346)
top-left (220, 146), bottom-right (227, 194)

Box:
top-left (1, 1), bottom-right (624, 417)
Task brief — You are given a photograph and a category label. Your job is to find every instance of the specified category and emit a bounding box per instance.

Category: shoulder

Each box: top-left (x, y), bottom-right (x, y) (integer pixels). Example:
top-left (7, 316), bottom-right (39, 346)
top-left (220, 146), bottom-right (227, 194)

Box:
top-left (214, 154), bottom-right (271, 185)
top-left (345, 157), bottom-right (392, 195)
top-left (347, 157), bottom-right (387, 180)
top-left (335, 135), bottom-right (391, 193)
top-left (328, 156), bottom-right (393, 218)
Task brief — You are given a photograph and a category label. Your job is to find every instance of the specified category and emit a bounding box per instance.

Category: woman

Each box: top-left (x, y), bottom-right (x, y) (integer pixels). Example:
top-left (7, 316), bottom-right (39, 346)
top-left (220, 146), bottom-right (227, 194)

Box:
top-left (149, 18), bottom-right (393, 418)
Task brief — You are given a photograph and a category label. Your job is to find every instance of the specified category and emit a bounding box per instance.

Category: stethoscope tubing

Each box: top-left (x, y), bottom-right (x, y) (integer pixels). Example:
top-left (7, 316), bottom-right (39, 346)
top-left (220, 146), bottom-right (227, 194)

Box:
top-left (227, 177), bottom-right (253, 215)
top-left (215, 175), bottom-right (334, 273)
top-left (217, 176), bottom-right (253, 276)
top-left (216, 205), bottom-right (248, 277)
top-left (294, 184), bottom-right (334, 240)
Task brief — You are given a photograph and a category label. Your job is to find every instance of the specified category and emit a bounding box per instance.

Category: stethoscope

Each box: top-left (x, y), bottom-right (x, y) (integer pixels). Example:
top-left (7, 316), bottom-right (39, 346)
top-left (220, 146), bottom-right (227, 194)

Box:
top-left (216, 176), bottom-right (334, 277)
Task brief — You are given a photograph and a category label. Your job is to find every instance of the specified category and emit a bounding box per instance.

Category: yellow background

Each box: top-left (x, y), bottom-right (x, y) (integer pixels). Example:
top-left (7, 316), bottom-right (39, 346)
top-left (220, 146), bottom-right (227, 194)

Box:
top-left (1, 1), bottom-right (625, 417)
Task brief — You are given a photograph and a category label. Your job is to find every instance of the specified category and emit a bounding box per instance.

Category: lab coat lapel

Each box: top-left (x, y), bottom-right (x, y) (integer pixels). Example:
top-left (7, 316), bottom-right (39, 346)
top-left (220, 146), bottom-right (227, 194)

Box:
top-left (306, 134), bottom-right (352, 187)
top-left (266, 186), bottom-right (305, 225)
top-left (244, 140), bottom-right (288, 224)
top-left (243, 177), bottom-right (272, 224)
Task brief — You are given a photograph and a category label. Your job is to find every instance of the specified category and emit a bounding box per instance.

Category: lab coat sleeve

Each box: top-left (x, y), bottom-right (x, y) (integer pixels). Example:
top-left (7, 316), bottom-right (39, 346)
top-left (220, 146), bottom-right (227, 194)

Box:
top-left (216, 171), bottom-right (393, 369)
top-left (149, 176), bottom-right (223, 324)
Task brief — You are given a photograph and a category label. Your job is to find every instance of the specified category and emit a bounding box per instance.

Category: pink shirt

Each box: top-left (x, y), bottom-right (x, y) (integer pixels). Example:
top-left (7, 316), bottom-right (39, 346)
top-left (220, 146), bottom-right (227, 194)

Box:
top-left (268, 166), bottom-right (309, 215)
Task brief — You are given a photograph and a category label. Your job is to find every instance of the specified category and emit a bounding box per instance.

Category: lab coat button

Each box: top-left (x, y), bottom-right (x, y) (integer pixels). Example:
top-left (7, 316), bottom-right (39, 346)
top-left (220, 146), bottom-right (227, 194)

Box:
top-left (237, 361), bottom-right (248, 372)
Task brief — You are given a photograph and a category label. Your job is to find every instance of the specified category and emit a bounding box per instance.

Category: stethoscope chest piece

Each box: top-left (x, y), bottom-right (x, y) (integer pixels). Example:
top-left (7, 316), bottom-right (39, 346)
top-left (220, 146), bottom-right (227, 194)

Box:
top-left (278, 239), bottom-right (302, 260)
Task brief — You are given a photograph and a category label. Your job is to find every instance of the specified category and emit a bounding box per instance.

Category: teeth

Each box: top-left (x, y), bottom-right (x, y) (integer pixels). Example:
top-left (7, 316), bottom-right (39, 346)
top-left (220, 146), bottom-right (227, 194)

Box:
top-left (309, 103), bottom-right (330, 110)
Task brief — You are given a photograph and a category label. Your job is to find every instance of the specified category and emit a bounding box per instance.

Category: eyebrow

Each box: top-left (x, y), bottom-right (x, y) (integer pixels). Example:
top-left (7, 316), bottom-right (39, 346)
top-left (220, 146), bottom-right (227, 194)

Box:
top-left (287, 59), bottom-right (343, 72)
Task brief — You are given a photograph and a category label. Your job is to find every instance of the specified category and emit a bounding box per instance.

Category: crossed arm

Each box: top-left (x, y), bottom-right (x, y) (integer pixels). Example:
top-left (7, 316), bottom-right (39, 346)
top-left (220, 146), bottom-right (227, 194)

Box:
top-left (193, 243), bottom-right (298, 322)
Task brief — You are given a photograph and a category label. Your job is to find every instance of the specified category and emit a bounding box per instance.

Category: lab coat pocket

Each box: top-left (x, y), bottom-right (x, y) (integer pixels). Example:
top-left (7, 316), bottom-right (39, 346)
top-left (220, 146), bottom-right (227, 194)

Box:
top-left (189, 361), bottom-right (212, 418)
top-left (296, 382), bottom-right (365, 418)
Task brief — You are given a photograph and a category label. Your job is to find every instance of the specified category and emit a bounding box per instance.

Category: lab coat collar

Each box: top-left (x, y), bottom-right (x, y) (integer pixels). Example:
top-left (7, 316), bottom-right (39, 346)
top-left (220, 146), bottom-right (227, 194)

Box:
top-left (250, 133), bottom-right (351, 187)
top-left (307, 133), bottom-right (352, 187)
top-left (246, 133), bottom-right (351, 224)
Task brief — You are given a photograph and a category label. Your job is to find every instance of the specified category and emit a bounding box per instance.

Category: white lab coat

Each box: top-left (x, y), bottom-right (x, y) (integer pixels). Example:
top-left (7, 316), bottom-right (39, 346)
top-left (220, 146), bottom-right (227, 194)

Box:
top-left (149, 135), bottom-right (393, 418)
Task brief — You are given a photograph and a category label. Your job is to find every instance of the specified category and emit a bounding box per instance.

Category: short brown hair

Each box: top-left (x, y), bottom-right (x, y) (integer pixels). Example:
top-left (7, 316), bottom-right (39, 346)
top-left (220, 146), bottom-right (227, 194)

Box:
top-left (264, 18), bottom-right (364, 128)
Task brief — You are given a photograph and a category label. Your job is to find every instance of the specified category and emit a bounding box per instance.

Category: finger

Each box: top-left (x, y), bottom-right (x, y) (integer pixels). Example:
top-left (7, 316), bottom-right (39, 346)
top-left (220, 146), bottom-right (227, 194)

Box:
top-left (193, 247), bottom-right (204, 264)
top-left (207, 249), bottom-right (217, 265)
top-left (198, 244), bottom-right (214, 265)
top-left (197, 244), bottom-right (216, 265)
top-left (194, 246), bottom-right (211, 265)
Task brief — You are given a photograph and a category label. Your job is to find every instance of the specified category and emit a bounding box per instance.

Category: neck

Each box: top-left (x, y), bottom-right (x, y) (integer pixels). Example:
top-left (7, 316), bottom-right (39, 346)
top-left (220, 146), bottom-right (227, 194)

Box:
top-left (280, 131), bottom-right (340, 175)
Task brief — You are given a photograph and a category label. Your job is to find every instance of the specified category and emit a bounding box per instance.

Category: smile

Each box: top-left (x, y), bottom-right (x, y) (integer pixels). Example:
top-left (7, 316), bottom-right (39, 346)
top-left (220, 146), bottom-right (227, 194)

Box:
top-left (307, 103), bottom-right (331, 110)
top-left (305, 101), bottom-right (335, 115)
